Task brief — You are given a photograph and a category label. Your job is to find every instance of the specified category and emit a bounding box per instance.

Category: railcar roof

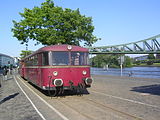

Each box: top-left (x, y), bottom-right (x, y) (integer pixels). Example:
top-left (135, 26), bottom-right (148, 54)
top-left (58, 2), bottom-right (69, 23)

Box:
top-left (22, 45), bottom-right (88, 60)
top-left (37, 44), bottom-right (88, 52)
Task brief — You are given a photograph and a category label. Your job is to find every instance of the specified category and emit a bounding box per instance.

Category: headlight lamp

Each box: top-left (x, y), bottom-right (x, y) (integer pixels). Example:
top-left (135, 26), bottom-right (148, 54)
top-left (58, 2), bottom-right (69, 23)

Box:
top-left (82, 70), bottom-right (87, 75)
top-left (53, 71), bottom-right (58, 76)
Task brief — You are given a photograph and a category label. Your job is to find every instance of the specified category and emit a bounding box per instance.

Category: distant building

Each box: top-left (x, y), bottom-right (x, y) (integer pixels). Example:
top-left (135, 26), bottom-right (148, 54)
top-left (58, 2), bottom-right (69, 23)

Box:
top-left (0, 53), bottom-right (14, 68)
top-left (13, 57), bottom-right (20, 67)
top-left (134, 55), bottom-right (148, 61)
top-left (156, 54), bottom-right (160, 59)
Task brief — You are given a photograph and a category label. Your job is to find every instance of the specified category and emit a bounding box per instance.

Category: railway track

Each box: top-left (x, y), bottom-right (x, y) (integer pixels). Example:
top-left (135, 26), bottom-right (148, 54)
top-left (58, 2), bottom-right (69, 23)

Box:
top-left (90, 89), bottom-right (160, 109)
top-left (83, 96), bottom-right (143, 120)
top-left (57, 99), bottom-right (95, 120)
top-left (57, 94), bottom-right (143, 120)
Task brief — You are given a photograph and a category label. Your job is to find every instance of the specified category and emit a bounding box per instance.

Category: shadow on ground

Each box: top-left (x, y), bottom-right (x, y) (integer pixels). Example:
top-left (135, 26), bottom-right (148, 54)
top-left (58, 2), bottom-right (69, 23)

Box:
top-left (131, 84), bottom-right (160, 96)
top-left (28, 81), bottom-right (90, 98)
top-left (0, 92), bottom-right (19, 105)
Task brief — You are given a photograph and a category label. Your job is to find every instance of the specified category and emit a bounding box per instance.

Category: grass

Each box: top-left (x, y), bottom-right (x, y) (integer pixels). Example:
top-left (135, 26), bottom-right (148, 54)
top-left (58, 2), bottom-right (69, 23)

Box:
top-left (134, 63), bottom-right (160, 67)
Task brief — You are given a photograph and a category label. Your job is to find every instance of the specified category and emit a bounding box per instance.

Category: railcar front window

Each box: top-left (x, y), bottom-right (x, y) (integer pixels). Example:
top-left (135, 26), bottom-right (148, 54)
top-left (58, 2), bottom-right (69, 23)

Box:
top-left (52, 52), bottom-right (69, 65)
top-left (71, 52), bottom-right (89, 65)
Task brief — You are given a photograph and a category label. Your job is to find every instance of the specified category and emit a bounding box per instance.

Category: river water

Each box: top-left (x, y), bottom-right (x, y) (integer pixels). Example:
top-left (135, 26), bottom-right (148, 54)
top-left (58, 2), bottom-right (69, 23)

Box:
top-left (91, 67), bottom-right (160, 79)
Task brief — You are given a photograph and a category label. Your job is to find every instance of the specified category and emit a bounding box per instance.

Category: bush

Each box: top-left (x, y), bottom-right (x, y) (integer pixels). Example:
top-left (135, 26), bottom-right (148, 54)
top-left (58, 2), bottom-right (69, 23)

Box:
top-left (146, 61), bottom-right (153, 65)
top-left (135, 61), bottom-right (141, 65)
top-left (110, 64), bottom-right (119, 68)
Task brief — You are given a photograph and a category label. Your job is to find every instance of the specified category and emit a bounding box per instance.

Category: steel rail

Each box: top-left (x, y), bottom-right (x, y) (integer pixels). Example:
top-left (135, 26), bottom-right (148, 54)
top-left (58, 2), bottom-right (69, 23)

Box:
top-left (59, 94), bottom-right (144, 120)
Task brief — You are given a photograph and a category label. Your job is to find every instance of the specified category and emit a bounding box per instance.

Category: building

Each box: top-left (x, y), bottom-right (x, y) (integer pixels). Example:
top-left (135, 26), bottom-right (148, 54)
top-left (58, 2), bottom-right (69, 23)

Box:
top-left (134, 55), bottom-right (148, 61)
top-left (13, 57), bottom-right (20, 67)
top-left (156, 54), bottom-right (160, 59)
top-left (0, 53), bottom-right (14, 68)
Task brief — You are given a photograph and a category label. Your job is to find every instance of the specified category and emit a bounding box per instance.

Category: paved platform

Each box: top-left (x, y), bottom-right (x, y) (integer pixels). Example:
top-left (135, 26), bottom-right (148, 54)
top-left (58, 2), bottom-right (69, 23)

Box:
top-left (0, 74), bottom-right (42, 120)
top-left (1, 72), bottom-right (160, 120)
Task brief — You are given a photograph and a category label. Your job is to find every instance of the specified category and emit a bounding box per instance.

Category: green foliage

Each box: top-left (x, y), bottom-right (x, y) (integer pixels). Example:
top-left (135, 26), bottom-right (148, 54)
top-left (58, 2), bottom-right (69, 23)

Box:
top-left (91, 54), bottom-right (132, 68)
top-left (123, 56), bottom-right (132, 67)
top-left (148, 54), bottom-right (155, 59)
top-left (109, 64), bottom-right (119, 68)
top-left (134, 61), bottom-right (141, 65)
top-left (146, 60), bottom-right (154, 65)
top-left (133, 54), bottom-right (159, 66)
top-left (12, 0), bottom-right (99, 46)
top-left (20, 50), bottom-right (33, 59)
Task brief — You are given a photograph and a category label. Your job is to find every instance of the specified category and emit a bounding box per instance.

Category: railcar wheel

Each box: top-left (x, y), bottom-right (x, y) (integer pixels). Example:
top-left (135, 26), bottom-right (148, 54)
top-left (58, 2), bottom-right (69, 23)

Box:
top-left (58, 87), bottom-right (64, 95)
top-left (47, 89), bottom-right (57, 98)
top-left (76, 84), bottom-right (83, 96)
top-left (51, 90), bottom-right (57, 97)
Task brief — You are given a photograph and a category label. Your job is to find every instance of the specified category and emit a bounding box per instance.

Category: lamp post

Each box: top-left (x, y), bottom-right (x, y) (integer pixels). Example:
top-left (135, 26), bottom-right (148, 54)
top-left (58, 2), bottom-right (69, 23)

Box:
top-left (118, 55), bottom-right (124, 76)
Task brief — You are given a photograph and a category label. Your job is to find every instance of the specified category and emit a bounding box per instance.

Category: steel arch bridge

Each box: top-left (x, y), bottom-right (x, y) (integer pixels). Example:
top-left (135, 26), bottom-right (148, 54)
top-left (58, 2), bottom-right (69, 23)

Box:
top-left (89, 34), bottom-right (160, 54)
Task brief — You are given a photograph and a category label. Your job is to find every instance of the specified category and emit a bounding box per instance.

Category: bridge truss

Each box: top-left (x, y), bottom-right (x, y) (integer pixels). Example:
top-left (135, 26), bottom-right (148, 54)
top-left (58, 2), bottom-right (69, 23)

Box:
top-left (89, 34), bottom-right (160, 54)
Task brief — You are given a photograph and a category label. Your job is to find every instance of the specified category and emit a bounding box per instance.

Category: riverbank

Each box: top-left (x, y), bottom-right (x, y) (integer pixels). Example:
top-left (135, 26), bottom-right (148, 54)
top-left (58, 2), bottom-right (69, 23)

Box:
top-left (133, 63), bottom-right (160, 67)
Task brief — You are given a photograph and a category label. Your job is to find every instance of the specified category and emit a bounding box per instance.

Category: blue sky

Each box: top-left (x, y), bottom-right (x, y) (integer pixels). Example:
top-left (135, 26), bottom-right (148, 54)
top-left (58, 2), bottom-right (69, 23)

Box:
top-left (0, 0), bottom-right (160, 57)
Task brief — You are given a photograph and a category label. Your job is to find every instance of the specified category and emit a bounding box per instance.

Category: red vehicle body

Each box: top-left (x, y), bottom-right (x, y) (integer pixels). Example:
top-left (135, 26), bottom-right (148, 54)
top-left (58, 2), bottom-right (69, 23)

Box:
top-left (19, 45), bottom-right (92, 94)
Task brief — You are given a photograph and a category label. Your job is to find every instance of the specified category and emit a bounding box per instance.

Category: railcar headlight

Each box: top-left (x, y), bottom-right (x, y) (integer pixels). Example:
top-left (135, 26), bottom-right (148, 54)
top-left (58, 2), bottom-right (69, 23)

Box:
top-left (53, 79), bottom-right (63, 86)
top-left (53, 71), bottom-right (58, 76)
top-left (82, 70), bottom-right (87, 75)
top-left (67, 45), bottom-right (72, 50)
top-left (85, 78), bottom-right (93, 85)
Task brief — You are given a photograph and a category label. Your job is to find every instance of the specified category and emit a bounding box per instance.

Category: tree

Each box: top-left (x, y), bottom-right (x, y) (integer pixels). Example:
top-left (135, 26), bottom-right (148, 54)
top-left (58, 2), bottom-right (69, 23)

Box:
top-left (92, 54), bottom-right (120, 68)
top-left (91, 54), bottom-right (132, 68)
top-left (123, 56), bottom-right (132, 67)
top-left (20, 50), bottom-right (33, 59)
top-left (12, 0), bottom-right (99, 46)
top-left (148, 54), bottom-right (155, 59)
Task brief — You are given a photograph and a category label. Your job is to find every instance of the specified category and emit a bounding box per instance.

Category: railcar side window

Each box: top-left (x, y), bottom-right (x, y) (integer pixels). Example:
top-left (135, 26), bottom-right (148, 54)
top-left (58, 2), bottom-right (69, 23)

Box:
top-left (25, 55), bottom-right (38, 66)
top-left (42, 52), bottom-right (49, 65)
top-left (33, 55), bottom-right (38, 66)
top-left (71, 52), bottom-right (89, 65)
top-left (52, 52), bottom-right (69, 65)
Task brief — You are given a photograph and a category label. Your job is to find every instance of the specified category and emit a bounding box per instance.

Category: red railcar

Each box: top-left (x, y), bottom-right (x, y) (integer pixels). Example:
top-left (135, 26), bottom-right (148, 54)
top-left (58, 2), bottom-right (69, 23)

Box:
top-left (19, 45), bottom-right (92, 95)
